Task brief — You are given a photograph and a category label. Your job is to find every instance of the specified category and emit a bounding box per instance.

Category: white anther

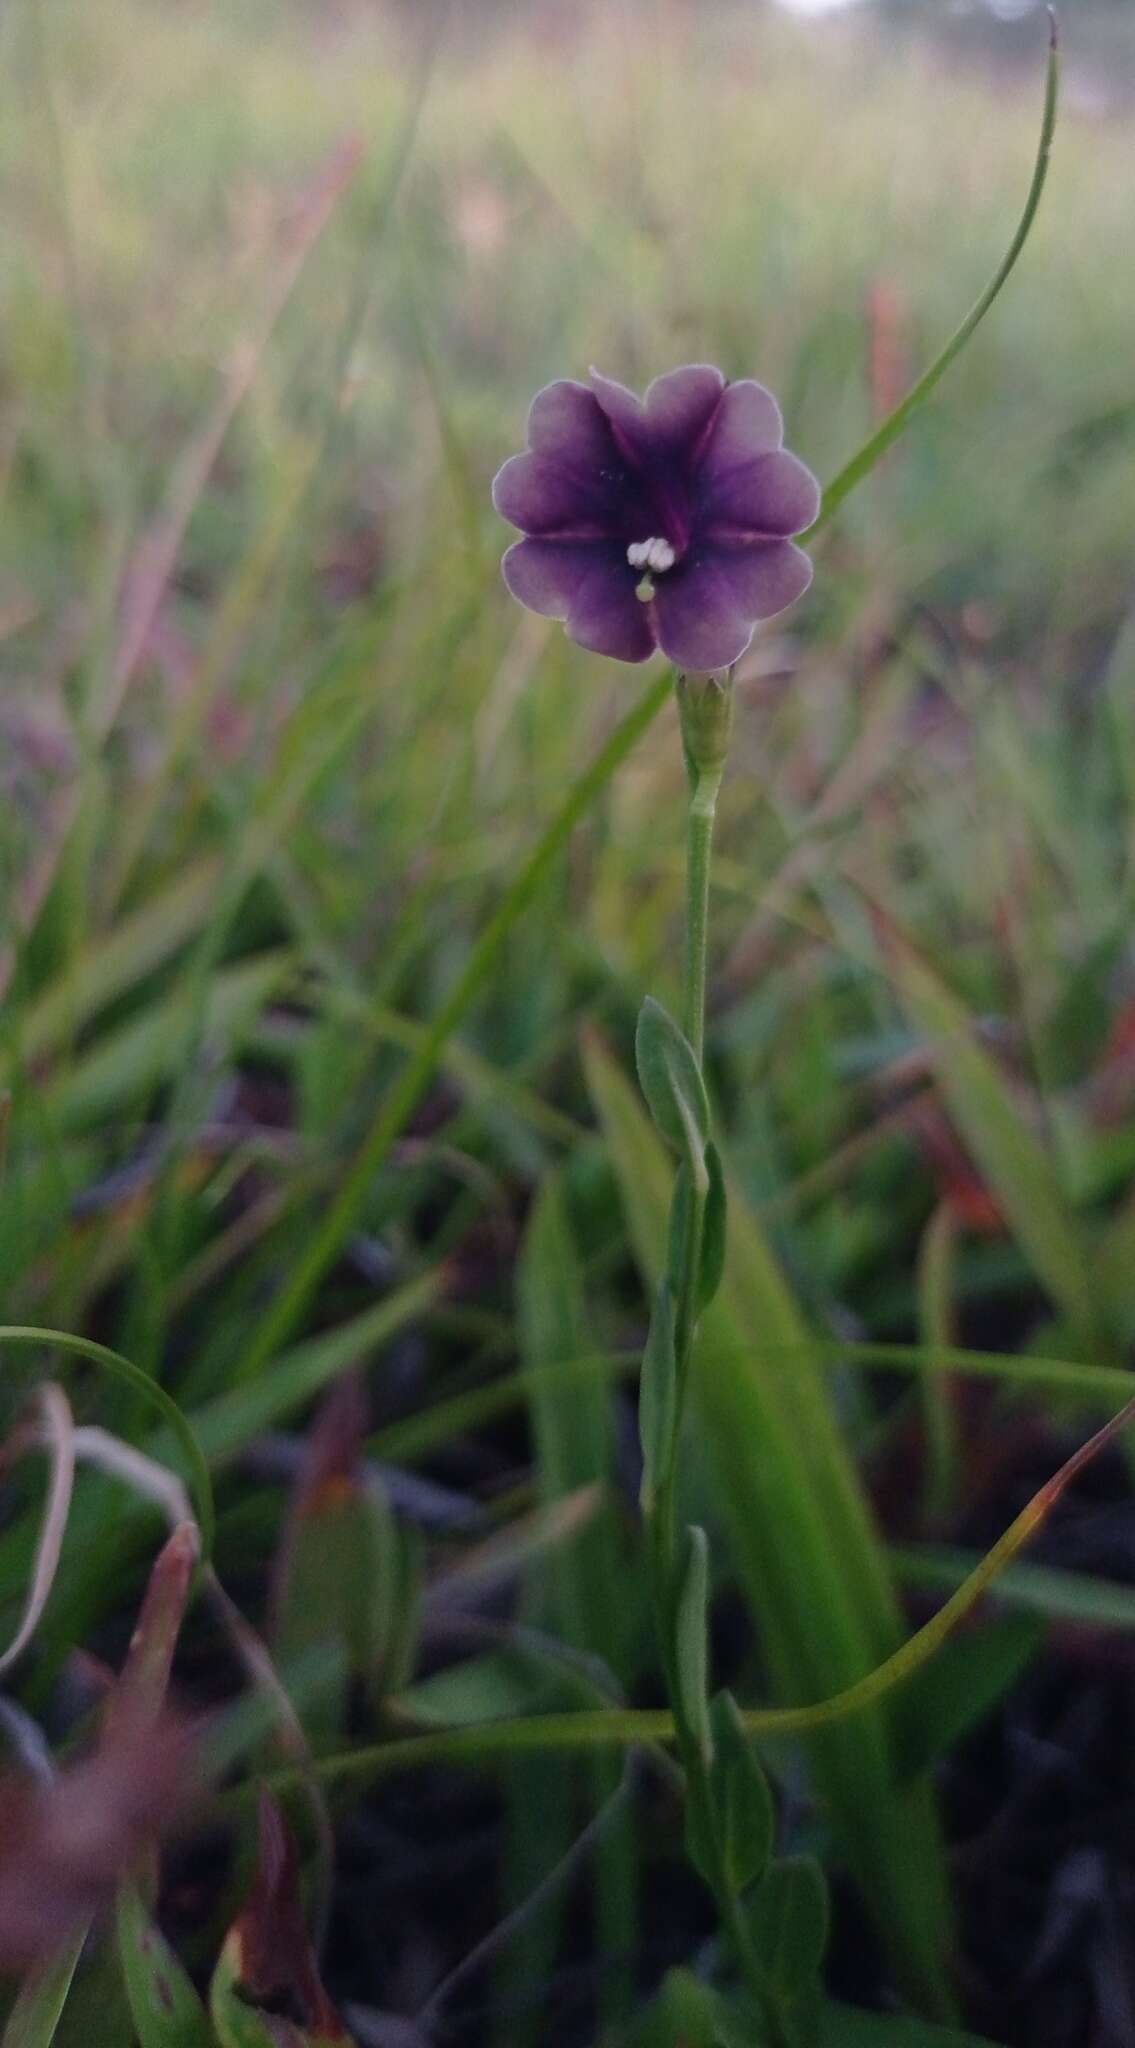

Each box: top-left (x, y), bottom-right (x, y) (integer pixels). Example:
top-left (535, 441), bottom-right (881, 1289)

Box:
top-left (627, 537), bottom-right (675, 574)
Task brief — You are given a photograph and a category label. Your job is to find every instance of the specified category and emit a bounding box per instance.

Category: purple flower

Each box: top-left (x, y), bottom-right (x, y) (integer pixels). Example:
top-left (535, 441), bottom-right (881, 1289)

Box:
top-left (492, 365), bottom-right (819, 671)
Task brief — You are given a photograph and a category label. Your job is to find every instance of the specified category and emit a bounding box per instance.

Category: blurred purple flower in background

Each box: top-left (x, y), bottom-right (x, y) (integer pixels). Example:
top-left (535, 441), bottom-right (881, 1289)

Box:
top-left (493, 365), bottom-right (819, 670)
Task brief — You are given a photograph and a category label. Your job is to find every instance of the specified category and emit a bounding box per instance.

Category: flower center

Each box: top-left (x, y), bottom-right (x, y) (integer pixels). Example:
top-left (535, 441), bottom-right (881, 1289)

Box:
top-left (627, 536), bottom-right (675, 574)
top-left (627, 536), bottom-right (676, 602)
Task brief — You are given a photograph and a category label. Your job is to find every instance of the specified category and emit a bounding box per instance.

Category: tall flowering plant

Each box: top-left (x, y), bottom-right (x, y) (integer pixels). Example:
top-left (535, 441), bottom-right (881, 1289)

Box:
top-left (490, 31), bottom-right (1061, 2028)
top-left (496, 365), bottom-right (824, 2042)
top-left (483, 24), bottom-right (1057, 2039)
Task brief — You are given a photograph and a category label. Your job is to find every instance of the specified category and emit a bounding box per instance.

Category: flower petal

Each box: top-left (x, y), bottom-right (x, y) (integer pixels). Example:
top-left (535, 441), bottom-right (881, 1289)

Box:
top-left (651, 540), bottom-right (813, 671)
top-left (492, 451), bottom-right (625, 539)
top-left (502, 538), bottom-right (656, 663)
top-left (643, 364), bottom-right (726, 444)
top-left (697, 448), bottom-right (821, 539)
top-left (589, 363), bottom-right (725, 464)
top-left (493, 379), bottom-right (635, 539)
top-left (698, 378), bottom-right (784, 469)
top-left (525, 379), bottom-right (615, 467)
top-left (587, 369), bottom-right (646, 448)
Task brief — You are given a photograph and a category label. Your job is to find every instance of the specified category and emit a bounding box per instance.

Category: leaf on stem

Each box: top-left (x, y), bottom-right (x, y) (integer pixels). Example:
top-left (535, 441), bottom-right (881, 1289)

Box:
top-left (116, 1882), bottom-right (213, 2048)
top-left (635, 997), bottom-right (710, 1185)
top-left (707, 1691), bottom-right (775, 1899)
top-left (745, 1856), bottom-right (830, 2046)
top-left (638, 1280), bottom-right (678, 1514)
top-left (697, 1142), bottom-right (728, 1312)
top-left (674, 1525), bottom-right (713, 1768)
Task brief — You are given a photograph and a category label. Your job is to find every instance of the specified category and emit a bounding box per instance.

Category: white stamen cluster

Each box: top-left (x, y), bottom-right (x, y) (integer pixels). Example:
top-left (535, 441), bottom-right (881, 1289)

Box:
top-left (626, 537), bottom-right (676, 574)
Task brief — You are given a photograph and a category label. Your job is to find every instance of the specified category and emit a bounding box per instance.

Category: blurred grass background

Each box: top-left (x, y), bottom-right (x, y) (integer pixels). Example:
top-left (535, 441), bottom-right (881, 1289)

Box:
top-left (5, 0), bottom-right (1134, 1351)
top-left (3, 0), bottom-right (1135, 2040)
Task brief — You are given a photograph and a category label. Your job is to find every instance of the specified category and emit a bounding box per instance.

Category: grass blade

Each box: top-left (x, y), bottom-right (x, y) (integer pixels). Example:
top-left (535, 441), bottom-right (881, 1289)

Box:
top-left (517, 1173), bottom-right (637, 2024)
top-left (0, 1329), bottom-right (214, 1560)
top-left (0, 1933), bottom-right (86, 2048)
top-left (116, 1885), bottom-right (213, 2048)
top-left (270, 1393), bottom-right (1135, 1784)
top-left (581, 1030), bottom-right (955, 2019)
top-left (233, 668), bottom-right (673, 1385)
top-left (875, 916), bottom-right (1100, 1347)
top-left (809, 11), bottom-right (1058, 535)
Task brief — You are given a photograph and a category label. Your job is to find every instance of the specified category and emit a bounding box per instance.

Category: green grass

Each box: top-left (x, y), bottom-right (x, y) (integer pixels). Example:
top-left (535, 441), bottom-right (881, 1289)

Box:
top-left (3, 2), bottom-right (1135, 2043)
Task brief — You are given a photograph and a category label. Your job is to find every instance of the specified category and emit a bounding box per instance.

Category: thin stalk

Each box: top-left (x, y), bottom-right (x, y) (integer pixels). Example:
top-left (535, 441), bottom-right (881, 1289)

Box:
top-left (657, 757), bottom-right (724, 1532)
top-left (684, 768), bottom-right (722, 1068)
top-left (642, 678), bottom-right (787, 2032)
top-left (649, 757), bottom-right (721, 1595)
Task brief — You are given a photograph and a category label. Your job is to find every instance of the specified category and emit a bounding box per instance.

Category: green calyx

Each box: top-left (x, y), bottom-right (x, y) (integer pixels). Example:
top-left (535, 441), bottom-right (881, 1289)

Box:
top-left (677, 670), bottom-right (734, 784)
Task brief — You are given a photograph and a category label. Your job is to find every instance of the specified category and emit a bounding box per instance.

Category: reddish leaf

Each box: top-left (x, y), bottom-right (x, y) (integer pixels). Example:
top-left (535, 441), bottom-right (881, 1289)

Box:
top-left (214, 1795), bottom-right (347, 2042)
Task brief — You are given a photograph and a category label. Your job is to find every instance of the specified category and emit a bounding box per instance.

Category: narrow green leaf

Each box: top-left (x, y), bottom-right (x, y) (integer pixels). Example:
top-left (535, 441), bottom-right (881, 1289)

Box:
top-left (582, 1034), bottom-right (955, 2020)
top-left (916, 1201), bottom-right (961, 1526)
top-left (275, 1373), bottom-right (414, 1717)
top-left (698, 1141), bottom-right (728, 1312)
top-left (363, 1333), bottom-right (1134, 1477)
top-left (45, 953), bottom-right (294, 1132)
top-left (260, 1370), bottom-right (1135, 1785)
top-left (45, 1940), bottom-right (133, 2048)
top-left (400, 1646), bottom-right (566, 1727)
top-left (116, 1884), bottom-right (213, 2048)
top-left (892, 1545), bottom-right (1135, 1637)
top-left (709, 1691), bottom-right (775, 1898)
top-left (0, 1279), bottom-right (439, 1694)
top-left (674, 1524), bottom-right (713, 1767)
top-left (665, 1163), bottom-right (694, 1296)
top-left (234, 666), bottom-right (673, 1386)
top-left (517, 1175), bottom-right (623, 1660)
top-left (891, 1612), bottom-right (1043, 1783)
top-left (374, 1520), bottom-right (422, 1704)
top-left (635, 996), bottom-right (710, 1176)
top-left (747, 1856), bottom-right (829, 2043)
top-left (271, 1447), bottom-right (401, 1745)
top-left (638, 1280), bottom-right (677, 1513)
top-left (0, 1327), bottom-right (214, 1561)
top-left (3, 858), bottom-right (225, 1083)
top-left (0, 1930), bottom-right (86, 2048)
top-left (684, 1773), bottom-right (720, 1894)
top-left (621, 1968), bottom-right (721, 2048)
top-left (515, 1178), bottom-right (643, 2022)
top-left (878, 920), bottom-right (1100, 1347)
top-left (189, 1271), bottom-right (443, 1467)
top-left (499, 1751), bottom-right (575, 2048)
top-left (820, 2004), bottom-right (1001, 2048)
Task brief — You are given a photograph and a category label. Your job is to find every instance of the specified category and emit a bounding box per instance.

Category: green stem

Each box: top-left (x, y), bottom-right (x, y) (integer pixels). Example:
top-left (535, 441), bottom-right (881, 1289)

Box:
top-left (684, 767), bottom-right (722, 1069)
top-left (642, 681), bottom-right (791, 2032)
top-left (653, 751), bottom-right (724, 1571)
top-left (654, 700), bottom-right (726, 1538)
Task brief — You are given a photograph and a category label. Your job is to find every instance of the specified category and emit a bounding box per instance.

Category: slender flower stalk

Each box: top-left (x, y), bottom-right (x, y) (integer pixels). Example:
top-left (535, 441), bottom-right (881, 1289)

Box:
top-left (679, 670), bottom-right (734, 1063)
top-left (495, 365), bottom-right (822, 2042)
top-left (652, 669), bottom-right (735, 1563)
top-left (684, 784), bottom-right (719, 1070)
top-left (646, 669), bottom-right (790, 2040)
